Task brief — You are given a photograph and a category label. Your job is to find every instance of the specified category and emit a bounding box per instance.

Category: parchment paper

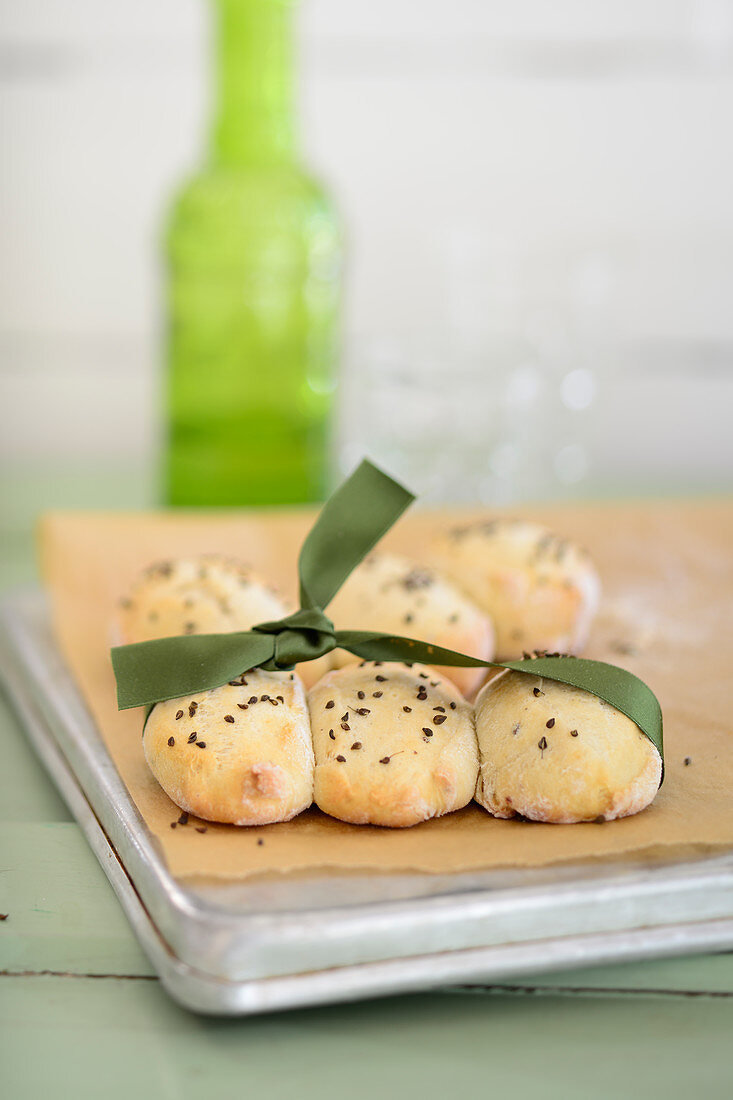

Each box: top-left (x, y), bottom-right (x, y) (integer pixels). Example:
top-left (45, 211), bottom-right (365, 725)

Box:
top-left (38, 500), bottom-right (733, 881)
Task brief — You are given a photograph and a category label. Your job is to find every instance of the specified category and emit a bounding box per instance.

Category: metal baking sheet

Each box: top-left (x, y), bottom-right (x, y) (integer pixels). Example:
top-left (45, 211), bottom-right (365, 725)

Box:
top-left (2, 587), bottom-right (733, 1016)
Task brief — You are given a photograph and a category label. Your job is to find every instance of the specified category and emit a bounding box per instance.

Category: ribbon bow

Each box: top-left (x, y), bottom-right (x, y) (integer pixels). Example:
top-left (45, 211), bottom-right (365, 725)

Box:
top-left (111, 460), bottom-right (664, 780)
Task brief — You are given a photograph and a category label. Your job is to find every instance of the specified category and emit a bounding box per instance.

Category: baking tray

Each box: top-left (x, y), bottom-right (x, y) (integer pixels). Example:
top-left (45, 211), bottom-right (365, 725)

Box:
top-left (2, 587), bottom-right (733, 1016)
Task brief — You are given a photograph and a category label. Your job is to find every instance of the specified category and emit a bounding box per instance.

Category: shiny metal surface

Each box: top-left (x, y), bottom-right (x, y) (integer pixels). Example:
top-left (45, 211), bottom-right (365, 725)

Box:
top-left (2, 588), bottom-right (732, 1015)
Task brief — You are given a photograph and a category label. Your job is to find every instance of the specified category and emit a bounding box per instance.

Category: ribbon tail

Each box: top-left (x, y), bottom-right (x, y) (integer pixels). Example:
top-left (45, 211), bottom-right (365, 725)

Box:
top-left (111, 631), bottom-right (277, 710)
top-left (297, 459), bottom-right (414, 611)
top-left (335, 632), bottom-right (664, 781)
top-left (335, 629), bottom-right (493, 670)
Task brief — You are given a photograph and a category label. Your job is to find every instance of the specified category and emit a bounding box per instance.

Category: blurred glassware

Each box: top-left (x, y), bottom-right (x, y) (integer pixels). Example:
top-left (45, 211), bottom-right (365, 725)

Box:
top-left (338, 333), bottom-right (534, 505)
top-left (164, 0), bottom-right (341, 507)
top-left (338, 237), bottom-right (618, 506)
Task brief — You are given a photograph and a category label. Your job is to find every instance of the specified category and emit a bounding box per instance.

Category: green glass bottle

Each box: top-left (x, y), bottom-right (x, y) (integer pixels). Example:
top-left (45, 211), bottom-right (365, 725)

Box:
top-left (164, 0), bottom-right (341, 506)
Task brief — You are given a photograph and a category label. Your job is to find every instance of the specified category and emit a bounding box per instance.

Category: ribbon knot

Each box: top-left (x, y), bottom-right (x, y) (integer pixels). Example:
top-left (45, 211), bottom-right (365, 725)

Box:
top-left (252, 608), bottom-right (336, 669)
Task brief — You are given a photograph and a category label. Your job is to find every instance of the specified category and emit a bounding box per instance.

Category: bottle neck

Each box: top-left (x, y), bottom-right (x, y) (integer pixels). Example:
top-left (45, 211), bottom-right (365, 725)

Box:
top-left (212, 0), bottom-right (297, 167)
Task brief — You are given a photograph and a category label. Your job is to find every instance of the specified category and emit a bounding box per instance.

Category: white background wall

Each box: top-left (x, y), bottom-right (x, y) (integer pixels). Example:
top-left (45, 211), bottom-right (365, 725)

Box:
top-left (2, 0), bottom-right (732, 510)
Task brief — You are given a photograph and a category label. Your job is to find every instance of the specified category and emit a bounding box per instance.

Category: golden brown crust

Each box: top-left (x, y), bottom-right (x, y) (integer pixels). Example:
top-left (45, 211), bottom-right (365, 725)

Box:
top-left (309, 662), bottom-right (478, 827)
top-left (119, 555), bottom-right (287, 642)
top-left (474, 670), bottom-right (661, 823)
top-left (429, 519), bottom-right (600, 660)
top-left (117, 554), bottom-right (329, 688)
top-left (327, 553), bottom-right (495, 697)
top-left (143, 670), bottom-right (313, 825)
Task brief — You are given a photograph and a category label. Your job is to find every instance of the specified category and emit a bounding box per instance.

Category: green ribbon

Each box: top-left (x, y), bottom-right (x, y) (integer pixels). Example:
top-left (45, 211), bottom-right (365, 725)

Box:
top-left (111, 459), bottom-right (664, 782)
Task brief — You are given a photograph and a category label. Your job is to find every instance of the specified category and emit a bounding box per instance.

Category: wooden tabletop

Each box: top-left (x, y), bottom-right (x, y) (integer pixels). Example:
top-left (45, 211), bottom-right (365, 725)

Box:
top-left (1, 508), bottom-right (732, 1099)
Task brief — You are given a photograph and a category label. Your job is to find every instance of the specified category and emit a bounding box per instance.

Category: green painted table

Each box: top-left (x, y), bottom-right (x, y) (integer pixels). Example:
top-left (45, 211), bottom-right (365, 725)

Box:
top-left (1, 489), bottom-right (732, 1100)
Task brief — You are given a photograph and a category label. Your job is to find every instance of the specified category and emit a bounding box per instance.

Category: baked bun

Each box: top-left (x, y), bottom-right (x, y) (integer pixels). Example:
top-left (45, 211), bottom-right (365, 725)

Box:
top-left (429, 519), bottom-right (600, 659)
top-left (474, 669), bottom-right (662, 824)
top-left (327, 553), bottom-right (495, 697)
top-left (143, 670), bottom-right (313, 825)
top-left (118, 554), bottom-right (328, 688)
top-left (309, 662), bottom-right (478, 827)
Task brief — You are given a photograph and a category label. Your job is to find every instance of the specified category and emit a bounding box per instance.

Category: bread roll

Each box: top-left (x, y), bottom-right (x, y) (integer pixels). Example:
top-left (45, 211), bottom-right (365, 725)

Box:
top-left (474, 669), bottom-right (662, 823)
top-left (309, 662), bottom-right (478, 827)
top-left (429, 519), bottom-right (600, 659)
top-left (118, 554), bottom-right (329, 688)
top-left (327, 553), bottom-right (495, 697)
top-left (143, 669), bottom-right (313, 825)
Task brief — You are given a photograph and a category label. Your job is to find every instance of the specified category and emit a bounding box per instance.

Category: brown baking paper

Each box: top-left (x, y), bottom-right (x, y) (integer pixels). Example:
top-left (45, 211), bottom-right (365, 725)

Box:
top-left (39, 500), bottom-right (733, 881)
